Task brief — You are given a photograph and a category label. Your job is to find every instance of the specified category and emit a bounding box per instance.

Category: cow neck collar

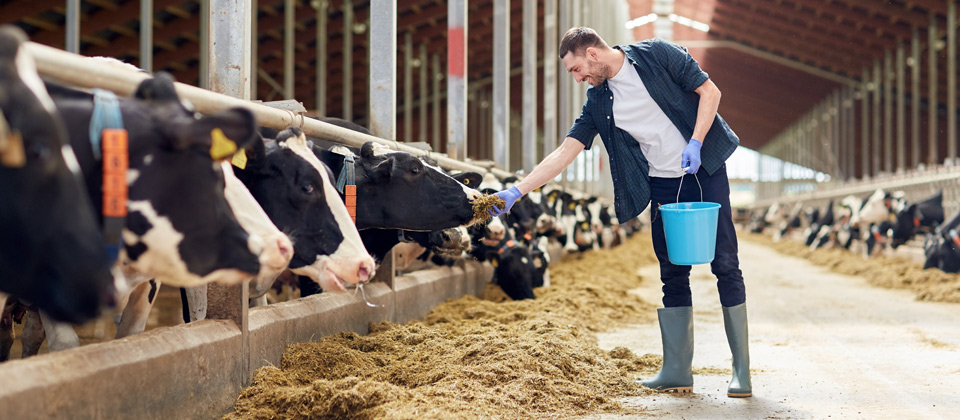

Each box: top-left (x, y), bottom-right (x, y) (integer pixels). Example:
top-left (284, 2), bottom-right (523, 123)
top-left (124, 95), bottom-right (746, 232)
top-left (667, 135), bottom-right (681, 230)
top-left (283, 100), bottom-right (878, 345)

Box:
top-left (330, 148), bottom-right (357, 223)
top-left (90, 88), bottom-right (128, 263)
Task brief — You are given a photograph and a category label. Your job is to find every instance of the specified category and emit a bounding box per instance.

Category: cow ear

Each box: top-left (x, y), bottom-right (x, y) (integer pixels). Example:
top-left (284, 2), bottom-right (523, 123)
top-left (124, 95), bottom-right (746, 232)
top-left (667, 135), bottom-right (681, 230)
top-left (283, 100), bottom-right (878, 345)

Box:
top-left (133, 72), bottom-right (179, 102)
top-left (360, 141), bottom-right (378, 159)
top-left (367, 157), bottom-right (394, 181)
top-left (186, 108), bottom-right (258, 161)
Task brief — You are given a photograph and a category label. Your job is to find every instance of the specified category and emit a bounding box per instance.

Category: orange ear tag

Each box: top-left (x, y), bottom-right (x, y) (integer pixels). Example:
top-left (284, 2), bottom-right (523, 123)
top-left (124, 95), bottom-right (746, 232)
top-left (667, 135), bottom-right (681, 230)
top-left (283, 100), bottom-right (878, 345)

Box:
top-left (102, 129), bottom-right (129, 218)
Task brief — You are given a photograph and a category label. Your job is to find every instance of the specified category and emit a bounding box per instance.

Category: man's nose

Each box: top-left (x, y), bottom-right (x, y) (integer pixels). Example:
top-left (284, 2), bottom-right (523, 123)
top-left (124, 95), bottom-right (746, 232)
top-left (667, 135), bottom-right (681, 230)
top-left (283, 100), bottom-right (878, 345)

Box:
top-left (574, 74), bottom-right (583, 83)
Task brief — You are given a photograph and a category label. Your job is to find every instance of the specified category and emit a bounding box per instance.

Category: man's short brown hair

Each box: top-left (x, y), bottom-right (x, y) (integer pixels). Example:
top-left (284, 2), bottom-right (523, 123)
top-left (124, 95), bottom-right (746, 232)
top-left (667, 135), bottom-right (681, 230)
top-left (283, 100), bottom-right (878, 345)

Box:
top-left (558, 27), bottom-right (608, 59)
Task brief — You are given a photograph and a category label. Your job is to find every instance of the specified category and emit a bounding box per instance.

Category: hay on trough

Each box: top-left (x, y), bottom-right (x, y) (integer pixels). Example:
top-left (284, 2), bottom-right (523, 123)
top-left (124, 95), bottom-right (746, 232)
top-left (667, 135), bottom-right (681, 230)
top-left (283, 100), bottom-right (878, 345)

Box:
top-left (224, 234), bottom-right (662, 420)
top-left (746, 233), bottom-right (960, 303)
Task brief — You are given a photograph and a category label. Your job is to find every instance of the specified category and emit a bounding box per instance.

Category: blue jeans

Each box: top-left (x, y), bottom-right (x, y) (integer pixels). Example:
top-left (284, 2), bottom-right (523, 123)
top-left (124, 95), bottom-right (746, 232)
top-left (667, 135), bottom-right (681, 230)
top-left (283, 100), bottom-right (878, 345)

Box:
top-left (649, 165), bottom-right (745, 308)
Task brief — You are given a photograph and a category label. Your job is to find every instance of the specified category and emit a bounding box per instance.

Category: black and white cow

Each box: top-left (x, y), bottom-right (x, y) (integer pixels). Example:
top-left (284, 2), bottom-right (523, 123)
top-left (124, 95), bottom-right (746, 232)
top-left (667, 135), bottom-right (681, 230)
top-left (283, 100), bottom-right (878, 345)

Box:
top-left (922, 209), bottom-right (960, 273)
top-left (235, 127), bottom-right (374, 292)
top-left (47, 72), bottom-right (264, 286)
top-left (0, 26), bottom-right (115, 324)
top-left (889, 191), bottom-right (944, 249)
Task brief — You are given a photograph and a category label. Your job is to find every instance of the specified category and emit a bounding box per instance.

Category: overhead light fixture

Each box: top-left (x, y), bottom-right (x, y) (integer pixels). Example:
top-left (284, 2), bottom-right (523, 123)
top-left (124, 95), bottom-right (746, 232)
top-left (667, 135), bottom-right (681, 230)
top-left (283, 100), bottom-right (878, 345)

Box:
top-left (625, 13), bottom-right (657, 30)
top-left (624, 12), bottom-right (710, 33)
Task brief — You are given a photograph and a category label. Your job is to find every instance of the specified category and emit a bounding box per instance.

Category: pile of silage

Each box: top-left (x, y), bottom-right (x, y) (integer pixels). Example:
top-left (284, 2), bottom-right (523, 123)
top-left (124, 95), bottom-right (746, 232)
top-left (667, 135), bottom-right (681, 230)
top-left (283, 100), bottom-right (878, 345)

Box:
top-left (224, 233), bottom-right (662, 420)
top-left (746, 233), bottom-right (960, 303)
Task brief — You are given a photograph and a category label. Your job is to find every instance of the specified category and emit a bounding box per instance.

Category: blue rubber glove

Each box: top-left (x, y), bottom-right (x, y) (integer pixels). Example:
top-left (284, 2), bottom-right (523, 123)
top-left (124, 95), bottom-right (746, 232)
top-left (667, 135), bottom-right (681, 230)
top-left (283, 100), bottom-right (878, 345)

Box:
top-left (681, 139), bottom-right (702, 174)
top-left (489, 186), bottom-right (523, 218)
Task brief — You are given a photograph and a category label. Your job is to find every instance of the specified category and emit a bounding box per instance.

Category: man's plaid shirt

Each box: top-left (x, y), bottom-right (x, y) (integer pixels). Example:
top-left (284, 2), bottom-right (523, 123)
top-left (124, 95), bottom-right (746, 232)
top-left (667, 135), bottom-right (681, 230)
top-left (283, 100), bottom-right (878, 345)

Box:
top-left (566, 38), bottom-right (740, 223)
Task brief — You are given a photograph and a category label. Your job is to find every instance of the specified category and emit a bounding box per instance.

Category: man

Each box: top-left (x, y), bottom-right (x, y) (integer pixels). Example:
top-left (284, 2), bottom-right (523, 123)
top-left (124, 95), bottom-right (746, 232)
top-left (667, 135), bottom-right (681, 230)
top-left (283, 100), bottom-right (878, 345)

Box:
top-left (490, 27), bottom-right (750, 398)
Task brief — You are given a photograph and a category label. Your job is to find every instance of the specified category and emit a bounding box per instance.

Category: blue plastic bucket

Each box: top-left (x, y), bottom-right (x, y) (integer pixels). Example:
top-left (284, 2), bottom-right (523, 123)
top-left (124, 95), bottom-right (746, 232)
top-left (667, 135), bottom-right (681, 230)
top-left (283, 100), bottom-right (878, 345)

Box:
top-left (659, 201), bottom-right (721, 265)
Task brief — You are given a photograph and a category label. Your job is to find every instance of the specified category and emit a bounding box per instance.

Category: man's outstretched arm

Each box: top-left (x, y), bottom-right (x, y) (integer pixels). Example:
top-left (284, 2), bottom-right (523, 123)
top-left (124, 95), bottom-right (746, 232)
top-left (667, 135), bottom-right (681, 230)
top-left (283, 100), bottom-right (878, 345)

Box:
top-left (491, 137), bottom-right (585, 216)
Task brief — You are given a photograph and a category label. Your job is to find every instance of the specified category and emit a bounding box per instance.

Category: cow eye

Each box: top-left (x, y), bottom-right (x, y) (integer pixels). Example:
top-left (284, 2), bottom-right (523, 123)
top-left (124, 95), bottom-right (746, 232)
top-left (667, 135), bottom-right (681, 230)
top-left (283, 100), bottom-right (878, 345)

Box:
top-left (410, 165), bottom-right (421, 175)
top-left (302, 184), bottom-right (315, 194)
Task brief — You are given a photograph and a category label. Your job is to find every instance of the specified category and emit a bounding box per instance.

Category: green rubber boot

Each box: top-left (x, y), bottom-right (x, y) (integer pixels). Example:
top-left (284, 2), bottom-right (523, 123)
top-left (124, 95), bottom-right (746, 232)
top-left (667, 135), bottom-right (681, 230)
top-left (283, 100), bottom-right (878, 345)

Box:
top-left (639, 306), bottom-right (694, 394)
top-left (723, 302), bottom-right (752, 398)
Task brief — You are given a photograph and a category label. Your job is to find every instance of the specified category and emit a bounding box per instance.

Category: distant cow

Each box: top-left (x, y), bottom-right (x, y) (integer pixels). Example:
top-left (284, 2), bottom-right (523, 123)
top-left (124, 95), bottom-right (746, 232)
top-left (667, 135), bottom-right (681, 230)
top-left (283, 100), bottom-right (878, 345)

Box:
top-left (0, 26), bottom-right (115, 324)
top-left (889, 191), bottom-right (944, 249)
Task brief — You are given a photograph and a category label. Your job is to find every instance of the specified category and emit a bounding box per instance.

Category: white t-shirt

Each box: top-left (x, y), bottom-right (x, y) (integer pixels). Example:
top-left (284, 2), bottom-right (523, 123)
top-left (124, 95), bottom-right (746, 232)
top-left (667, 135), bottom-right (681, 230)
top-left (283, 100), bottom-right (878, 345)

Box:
top-left (607, 53), bottom-right (688, 178)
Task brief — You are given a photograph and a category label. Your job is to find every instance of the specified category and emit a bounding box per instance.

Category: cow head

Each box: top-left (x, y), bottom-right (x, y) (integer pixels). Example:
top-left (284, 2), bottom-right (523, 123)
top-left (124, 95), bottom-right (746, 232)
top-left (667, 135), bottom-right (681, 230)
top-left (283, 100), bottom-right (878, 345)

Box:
top-left (236, 127), bottom-right (374, 292)
top-left (44, 73), bottom-right (264, 287)
top-left (0, 25), bottom-right (114, 323)
top-left (352, 141), bottom-right (480, 230)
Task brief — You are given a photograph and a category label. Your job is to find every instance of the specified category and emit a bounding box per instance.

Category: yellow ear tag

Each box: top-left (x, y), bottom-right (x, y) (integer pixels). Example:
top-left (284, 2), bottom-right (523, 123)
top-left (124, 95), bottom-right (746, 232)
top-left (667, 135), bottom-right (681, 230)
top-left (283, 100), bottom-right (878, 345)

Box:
top-left (568, 203), bottom-right (576, 210)
top-left (209, 128), bottom-right (238, 160)
top-left (0, 131), bottom-right (26, 168)
top-left (490, 258), bottom-right (499, 268)
top-left (231, 148), bottom-right (248, 169)
top-left (463, 178), bottom-right (470, 185)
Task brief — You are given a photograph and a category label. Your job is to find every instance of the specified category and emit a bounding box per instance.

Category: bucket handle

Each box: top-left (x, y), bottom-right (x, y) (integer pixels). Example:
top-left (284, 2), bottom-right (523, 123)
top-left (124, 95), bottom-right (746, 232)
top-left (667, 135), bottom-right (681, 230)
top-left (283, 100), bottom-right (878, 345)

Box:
top-left (676, 169), bottom-right (703, 204)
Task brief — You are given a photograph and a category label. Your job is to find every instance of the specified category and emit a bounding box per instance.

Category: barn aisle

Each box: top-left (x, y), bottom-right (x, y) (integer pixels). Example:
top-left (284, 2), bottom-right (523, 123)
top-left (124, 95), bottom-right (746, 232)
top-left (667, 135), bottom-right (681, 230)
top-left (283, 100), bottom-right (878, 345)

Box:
top-left (586, 237), bottom-right (960, 419)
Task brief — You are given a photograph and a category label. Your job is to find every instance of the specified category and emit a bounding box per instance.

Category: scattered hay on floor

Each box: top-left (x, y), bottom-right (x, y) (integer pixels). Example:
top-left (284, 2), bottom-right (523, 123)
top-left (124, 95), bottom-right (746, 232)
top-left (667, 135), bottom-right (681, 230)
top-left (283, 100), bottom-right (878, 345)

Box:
top-left (225, 234), bottom-right (662, 420)
top-left (471, 194), bottom-right (506, 224)
top-left (745, 233), bottom-right (960, 303)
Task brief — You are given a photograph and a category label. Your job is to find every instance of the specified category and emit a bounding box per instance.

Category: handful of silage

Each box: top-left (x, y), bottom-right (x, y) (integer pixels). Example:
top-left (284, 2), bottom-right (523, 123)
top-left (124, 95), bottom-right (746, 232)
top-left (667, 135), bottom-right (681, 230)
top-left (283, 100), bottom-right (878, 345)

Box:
top-left (472, 194), bottom-right (506, 223)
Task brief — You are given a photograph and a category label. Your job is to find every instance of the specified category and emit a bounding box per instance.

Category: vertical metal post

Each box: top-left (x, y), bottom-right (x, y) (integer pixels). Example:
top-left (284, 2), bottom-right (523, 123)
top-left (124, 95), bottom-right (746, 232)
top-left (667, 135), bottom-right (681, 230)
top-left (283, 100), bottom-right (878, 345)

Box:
top-left (316, 0), bottom-right (328, 114)
top-left (543, 0), bottom-right (558, 157)
top-left (343, 0), bottom-right (354, 121)
top-left (206, 0), bottom-right (252, 385)
top-left (833, 90), bottom-right (842, 177)
top-left (199, 0), bottom-right (210, 89)
top-left (929, 14), bottom-right (938, 165)
top-left (447, 0), bottom-right (468, 160)
top-left (419, 43), bottom-right (428, 143)
top-left (479, 91), bottom-right (489, 159)
top-left (861, 69), bottom-right (870, 178)
top-left (493, 0), bottom-right (510, 169)
top-left (522, 0), bottom-right (538, 173)
top-left (284, 0), bottom-right (295, 99)
top-left (896, 40), bottom-right (906, 172)
top-left (403, 32), bottom-right (413, 141)
top-left (912, 28), bottom-right (921, 168)
top-left (251, 0), bottom-right (258, 100)
top-left (431, 53), bottom-right (441, 151)
top-left (140, 0), bottom-right (153, 72)
top-left (558, 1), bottom-right (571, 188)
top-left (884, 50), bottom-right (893, 173)
top-left (948, 0), bottom-right (957, 160)
top-left (873, 60), bottom-right (881, 175)
top-left (369, 0), bottom-right (397, 139)
top-left (66, 0), bottom-right (79, 53)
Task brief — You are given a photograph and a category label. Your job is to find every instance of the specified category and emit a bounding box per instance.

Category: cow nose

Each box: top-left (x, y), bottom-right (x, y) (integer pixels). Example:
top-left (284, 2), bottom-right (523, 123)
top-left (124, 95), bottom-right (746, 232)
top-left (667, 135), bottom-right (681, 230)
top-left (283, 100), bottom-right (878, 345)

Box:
top-left (277, 237), bottom-right (294, 261)
top-left (357, 259), bottom-right (375, 283)
top-left (488, 224), bottom-right (505, 239)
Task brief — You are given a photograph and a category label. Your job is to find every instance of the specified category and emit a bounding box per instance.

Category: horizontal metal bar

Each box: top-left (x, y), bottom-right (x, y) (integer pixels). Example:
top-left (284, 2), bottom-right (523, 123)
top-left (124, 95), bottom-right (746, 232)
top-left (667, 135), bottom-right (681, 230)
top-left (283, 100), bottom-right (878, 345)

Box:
top-left (25, 41), bottom-right (514, 178)
top-left (752, 169), bottom-right (960, 208)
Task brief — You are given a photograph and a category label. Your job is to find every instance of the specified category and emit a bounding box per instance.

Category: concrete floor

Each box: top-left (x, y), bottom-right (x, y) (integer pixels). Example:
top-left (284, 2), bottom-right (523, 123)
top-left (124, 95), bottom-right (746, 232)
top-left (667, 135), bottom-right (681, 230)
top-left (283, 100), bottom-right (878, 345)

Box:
top-left (582, 238), bottom-right (960, 420)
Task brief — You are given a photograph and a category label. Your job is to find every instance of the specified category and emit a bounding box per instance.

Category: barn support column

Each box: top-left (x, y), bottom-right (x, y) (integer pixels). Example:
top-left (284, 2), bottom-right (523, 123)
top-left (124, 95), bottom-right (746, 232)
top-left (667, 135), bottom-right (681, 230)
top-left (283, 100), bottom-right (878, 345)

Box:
top-left (206, 0), bottom-right (253, 385)
top-left (872, 60), bottom-right (882, 175)
top-left (343, 0), bottom-right (354, 121)
top-left (140, 0), bottom-right (153, 72)
top-left (419, 44), bottom-right (428, 143)
top-left (448, 0), bottom-right (468, 160)
top-left (948, 0), bottom-right (957, 161)
top-left (315, 0), bottom-right (328, 114)
top-left (884, 50), bottom-right (893, 173)
top-left (251, 0), bottom-right (258, 100)
top-left (928, 14), bottom-right (938, 165)
top-left (66, 0), bottom-right (79, 53)
top-left (543, 0), bottom-right (558, 160)
top-left (912, 28), bottom-right (921, 168)
top-left (896, 40), bottom-right (906, 172)
top-left (404, 32), bottom-right (413, 142)
top-left (431, 53), bottom-right (441, 151)
top-left (284, 0), bottom-right (295, 99)
top-left (493, 0), bottom-right (511, 169)
top-left (369, 0), bottom-right (397, 289)
top-left (522, 0), bottom-right (538, 173)
top-left (861, 69), bottom-right (870, 178)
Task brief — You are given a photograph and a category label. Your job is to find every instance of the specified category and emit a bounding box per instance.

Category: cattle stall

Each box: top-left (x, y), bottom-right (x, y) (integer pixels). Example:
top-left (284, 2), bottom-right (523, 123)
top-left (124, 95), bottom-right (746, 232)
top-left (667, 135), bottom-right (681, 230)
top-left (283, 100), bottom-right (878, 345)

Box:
top-left (0, 39), bottom-right (579, 419)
